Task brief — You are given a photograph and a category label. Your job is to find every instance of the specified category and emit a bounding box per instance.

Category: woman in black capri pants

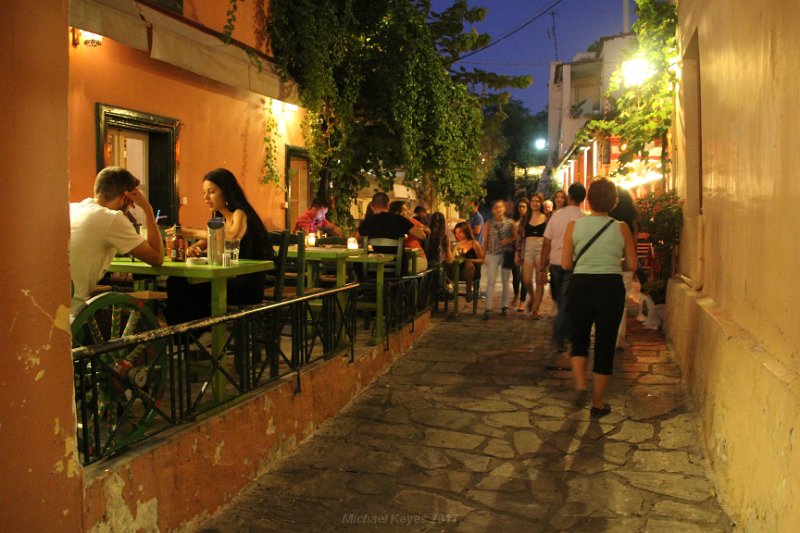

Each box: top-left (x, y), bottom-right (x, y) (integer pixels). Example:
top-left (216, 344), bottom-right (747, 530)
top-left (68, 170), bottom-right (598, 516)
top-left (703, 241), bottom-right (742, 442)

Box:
top-left (562, 178), bottom-right (637, 417)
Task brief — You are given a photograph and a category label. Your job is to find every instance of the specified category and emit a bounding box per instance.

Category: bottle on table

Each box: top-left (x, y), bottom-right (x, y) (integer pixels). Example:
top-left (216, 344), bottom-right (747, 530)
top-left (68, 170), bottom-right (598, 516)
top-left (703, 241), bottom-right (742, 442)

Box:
top-left (170, 223), bottom-right (186, 262)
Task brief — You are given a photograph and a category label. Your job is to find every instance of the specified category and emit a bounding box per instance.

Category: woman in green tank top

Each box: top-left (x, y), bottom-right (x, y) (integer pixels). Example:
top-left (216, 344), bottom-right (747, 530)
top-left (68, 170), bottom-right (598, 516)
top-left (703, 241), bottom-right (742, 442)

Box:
top-left (561, 178), bottom-right (637, 418)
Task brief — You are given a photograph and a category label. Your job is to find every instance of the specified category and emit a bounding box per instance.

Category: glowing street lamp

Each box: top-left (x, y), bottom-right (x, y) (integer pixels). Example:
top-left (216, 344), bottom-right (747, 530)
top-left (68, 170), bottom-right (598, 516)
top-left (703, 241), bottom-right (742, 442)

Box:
top-left (534, 138), bottom-right (547, 151)
top-left (621, 58), bottom-right (654, 87)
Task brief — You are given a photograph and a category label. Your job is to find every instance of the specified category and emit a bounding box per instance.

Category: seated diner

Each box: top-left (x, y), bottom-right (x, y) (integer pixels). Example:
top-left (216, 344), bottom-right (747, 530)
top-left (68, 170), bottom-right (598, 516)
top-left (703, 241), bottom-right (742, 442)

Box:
top-left (165, 168), bottom-right (274, 324)
top-left (69, 166), bottom-right (164, 316)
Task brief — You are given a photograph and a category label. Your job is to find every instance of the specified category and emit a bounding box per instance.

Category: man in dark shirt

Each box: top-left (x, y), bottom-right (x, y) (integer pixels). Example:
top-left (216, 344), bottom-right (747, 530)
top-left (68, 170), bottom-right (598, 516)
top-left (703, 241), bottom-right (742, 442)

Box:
top-left (357, 192), bottom-right (426, 253)
top-left (412, 205), bottom-right (430, 226)
top-left (469, 200), bottom-right (484, 246)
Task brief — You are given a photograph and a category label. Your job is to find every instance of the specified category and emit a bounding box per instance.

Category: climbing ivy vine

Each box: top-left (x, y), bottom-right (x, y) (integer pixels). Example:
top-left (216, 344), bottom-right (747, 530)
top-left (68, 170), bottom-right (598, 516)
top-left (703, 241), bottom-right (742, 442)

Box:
top-left (261, 99), bottom-right (282, 187)
top-left (576, 0), bottom-right (678, 176)
top-left (221, 0), bottom-right (281, 188)
top-left (268, 0), bottom-right (484, 225)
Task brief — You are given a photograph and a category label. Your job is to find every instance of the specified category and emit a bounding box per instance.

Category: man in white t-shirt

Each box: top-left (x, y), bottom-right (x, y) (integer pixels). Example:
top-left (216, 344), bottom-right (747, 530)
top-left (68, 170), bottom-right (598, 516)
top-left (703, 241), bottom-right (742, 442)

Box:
top-left (69, 166), bottom-right (164, 315)
top-left (540, 182), bottom-right (586, 350)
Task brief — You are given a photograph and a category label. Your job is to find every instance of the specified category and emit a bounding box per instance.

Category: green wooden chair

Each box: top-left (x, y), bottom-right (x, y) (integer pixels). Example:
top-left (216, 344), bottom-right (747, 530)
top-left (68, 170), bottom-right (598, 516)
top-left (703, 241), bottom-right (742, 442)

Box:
top-left (265, 230), bottom-right (306, 301)
top-left (362, 236), bottom-right (404, 277)
top-left (264, 230), bottom-right (290, 302)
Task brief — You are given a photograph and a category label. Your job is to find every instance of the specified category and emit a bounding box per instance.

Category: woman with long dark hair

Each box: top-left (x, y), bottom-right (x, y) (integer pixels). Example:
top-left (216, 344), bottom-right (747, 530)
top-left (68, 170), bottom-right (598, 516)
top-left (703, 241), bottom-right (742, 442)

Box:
top-left (519, 193), bottom-right (548, 319)
top-left (453, 221), bottom-right (484, 302)
top-left (425, 212), bottom-right (452, 267)
top-left (166, 168), bottom-right (273, 324)
top-left (553, 189), bottom-right (568, 211)
top-left (510, 198), bottom-right (529, 312)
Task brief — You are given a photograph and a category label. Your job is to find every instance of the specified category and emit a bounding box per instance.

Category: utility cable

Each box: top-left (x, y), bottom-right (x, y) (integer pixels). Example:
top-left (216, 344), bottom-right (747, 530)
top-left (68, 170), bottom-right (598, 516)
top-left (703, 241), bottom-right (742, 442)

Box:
top-left (445, 0), bottom-right (565, 66)
top-left (549, 11), bottom-right (559, 61)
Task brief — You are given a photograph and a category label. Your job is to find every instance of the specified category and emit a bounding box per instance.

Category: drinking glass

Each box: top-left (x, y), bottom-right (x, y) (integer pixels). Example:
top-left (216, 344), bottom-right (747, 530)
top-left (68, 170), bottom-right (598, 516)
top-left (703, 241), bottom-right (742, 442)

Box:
top-left (224, 239), bottom-right (240, 265)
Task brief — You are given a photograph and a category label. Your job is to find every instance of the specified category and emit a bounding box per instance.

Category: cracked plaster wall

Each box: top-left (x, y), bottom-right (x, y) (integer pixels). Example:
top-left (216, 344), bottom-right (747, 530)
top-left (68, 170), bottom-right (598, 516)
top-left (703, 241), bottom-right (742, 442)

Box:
top-left (0, 0), bottom-right (84, 530)
top-left (84, 316), bottom-right (429, 531)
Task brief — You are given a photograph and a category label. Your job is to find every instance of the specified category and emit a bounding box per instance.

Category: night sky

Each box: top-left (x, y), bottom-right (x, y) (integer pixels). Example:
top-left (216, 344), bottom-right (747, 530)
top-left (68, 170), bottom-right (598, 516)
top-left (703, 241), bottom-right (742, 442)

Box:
top-left (432, 0), bottom-right (637, 113)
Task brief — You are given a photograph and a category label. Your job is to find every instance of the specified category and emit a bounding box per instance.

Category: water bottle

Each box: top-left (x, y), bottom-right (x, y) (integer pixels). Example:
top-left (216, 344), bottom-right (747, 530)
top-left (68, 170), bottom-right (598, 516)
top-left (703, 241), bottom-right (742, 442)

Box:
top-left (207, 217), bottom-right (225, 265)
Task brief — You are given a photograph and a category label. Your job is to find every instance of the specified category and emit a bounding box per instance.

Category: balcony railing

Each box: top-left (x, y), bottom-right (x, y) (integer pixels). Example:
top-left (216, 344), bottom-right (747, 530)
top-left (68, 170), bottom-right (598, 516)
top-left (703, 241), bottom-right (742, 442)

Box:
top-left (72, 285), bottom-right (358, 465)
top-left (71, 269), bottom-right (440, 466)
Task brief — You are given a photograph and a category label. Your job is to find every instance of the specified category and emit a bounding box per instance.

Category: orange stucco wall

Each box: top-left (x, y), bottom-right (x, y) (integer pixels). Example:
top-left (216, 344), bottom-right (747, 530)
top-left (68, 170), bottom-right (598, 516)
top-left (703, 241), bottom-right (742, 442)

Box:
top-left (68, 10), bottom-right (303, 232)
top-left (184, 0), bottom-right (272, 55)
top-left (84, 315), bottom-right (431, 531)
top-left (0, 1), bottom-right (84, 530)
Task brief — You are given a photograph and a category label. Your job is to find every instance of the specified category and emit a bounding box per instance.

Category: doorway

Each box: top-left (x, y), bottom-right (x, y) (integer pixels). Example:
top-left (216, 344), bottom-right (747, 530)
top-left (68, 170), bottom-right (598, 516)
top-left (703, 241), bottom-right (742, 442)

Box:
top-left (106, 128), bottom-right (151, 230)
top-left (285, 146), bottom-right (310, 229)
top-left (96, 104), bottom-right (180, 227)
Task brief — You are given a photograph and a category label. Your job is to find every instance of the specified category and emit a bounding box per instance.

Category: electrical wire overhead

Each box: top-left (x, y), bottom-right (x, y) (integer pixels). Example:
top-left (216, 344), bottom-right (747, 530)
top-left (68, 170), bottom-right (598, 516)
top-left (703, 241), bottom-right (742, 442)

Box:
top-left (446, 0), bottom-right (565, 65)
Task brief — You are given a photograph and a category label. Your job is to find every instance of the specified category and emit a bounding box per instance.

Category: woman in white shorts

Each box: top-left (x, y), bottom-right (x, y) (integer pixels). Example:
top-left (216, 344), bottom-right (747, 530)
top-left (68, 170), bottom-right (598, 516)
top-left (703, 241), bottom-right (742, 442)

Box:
top-left (517, 193), bottom-right (549, 318)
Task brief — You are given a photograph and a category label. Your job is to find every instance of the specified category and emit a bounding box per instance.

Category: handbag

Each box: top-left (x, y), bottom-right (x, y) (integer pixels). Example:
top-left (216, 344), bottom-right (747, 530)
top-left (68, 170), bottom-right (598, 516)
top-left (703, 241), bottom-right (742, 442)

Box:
top-left (571, 219), bottom-right (616, 269)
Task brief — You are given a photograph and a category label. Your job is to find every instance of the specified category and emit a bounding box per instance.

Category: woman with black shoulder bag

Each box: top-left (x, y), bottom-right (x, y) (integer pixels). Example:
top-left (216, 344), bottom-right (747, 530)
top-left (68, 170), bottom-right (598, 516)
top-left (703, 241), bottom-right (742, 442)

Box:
top-left (562, 178), bottom-right (637, 418)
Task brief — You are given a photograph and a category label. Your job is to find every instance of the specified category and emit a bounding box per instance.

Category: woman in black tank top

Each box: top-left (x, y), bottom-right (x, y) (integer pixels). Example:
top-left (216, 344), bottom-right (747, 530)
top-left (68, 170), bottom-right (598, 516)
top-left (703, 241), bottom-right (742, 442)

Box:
top-left (454, 221), bottom-right (484, 302)
top-left (519, 194), bottom-right (548, 318)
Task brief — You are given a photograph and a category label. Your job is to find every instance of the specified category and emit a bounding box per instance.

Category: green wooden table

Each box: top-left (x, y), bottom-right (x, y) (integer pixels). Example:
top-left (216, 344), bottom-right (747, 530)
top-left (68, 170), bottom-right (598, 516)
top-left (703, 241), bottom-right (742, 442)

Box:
top-left (108, 258), bottom-right (274, 401)
top-left (289, 245), bottom-right (365, 288)
top-left (346, 253), bottom-right (395, 344)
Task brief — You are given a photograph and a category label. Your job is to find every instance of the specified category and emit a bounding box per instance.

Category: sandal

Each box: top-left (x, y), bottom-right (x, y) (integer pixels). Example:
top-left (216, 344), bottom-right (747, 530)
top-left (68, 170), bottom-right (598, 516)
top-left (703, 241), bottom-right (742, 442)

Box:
top-left (531, 311), bottom-right (542, 320)
top-left (590, 404), bottom-right (611, 418)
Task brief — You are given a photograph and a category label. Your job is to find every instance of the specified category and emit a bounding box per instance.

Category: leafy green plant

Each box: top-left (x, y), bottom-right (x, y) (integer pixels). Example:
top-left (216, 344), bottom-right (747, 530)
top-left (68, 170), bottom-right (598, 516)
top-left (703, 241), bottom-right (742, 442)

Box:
top-left (637, 189), bottom-right (682, 294)
top-left (261, 99), bottom-right (281, 187)
top-left (221, 0), bottom-right (263, 70)
top-left (269, 0), bottom-right (485, 223)
top-left (576, 0), bottom-right (677, 177)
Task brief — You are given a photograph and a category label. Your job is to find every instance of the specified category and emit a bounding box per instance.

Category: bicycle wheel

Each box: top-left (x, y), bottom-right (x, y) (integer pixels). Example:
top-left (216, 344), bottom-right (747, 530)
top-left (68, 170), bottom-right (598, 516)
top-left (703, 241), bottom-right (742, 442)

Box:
top-left (71, 293), bottom-right (165, 461)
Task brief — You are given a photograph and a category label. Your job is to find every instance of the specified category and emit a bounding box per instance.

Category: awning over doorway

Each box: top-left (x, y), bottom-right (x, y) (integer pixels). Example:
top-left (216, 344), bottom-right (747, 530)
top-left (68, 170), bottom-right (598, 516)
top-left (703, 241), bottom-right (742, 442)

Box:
top-left (70, 0), bottom-right (149, 51)
top-left (69, 0), bottom-right (298, 103)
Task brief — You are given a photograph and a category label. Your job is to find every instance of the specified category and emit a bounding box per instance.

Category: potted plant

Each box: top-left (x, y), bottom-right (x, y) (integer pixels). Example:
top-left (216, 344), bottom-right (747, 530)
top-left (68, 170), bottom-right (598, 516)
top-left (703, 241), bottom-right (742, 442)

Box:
top-left (636, 190), bottom-right (682, 328)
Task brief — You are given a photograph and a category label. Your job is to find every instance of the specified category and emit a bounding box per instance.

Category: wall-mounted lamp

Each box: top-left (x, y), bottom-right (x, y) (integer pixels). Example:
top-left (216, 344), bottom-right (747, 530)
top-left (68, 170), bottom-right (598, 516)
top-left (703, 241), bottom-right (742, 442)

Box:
top-left (282, 103), bottom-right (299, 113)
top-left (72, 28), bottom-right (103, 47)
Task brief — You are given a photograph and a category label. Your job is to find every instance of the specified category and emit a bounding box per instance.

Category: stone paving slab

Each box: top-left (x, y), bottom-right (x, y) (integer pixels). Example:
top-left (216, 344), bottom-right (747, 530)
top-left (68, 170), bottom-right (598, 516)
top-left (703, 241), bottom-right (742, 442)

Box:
top-left (198, 298), bottom-right (735, 532)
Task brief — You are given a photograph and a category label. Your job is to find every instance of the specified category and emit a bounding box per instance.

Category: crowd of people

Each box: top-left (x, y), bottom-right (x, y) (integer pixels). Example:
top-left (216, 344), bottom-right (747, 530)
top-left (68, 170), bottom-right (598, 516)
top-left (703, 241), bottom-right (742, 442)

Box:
top-left (69, 167), bottom-right (638, 418)
top-left (347, 184), bottom-right (640, 419)
top-left (468, 179), bottom-right (640, 418)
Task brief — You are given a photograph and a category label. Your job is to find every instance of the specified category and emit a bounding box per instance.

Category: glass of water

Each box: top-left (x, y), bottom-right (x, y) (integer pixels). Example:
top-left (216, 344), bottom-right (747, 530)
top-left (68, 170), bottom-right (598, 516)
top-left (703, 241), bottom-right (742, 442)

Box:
top-left (224, 239), bottom-right (240, 265)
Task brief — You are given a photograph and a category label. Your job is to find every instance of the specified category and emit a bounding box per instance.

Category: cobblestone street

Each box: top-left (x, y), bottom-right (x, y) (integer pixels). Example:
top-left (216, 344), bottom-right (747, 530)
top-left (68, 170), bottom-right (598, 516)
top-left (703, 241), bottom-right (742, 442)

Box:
top-left (199, 300), bottom-right (734, 532)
